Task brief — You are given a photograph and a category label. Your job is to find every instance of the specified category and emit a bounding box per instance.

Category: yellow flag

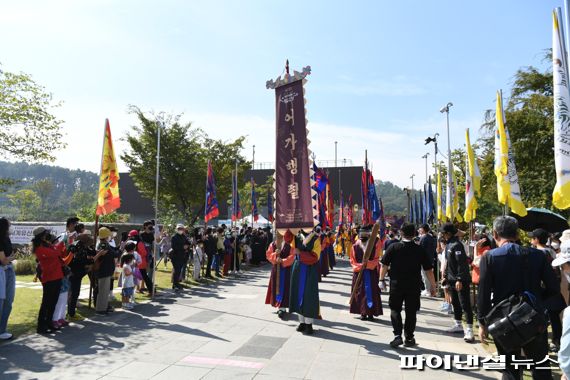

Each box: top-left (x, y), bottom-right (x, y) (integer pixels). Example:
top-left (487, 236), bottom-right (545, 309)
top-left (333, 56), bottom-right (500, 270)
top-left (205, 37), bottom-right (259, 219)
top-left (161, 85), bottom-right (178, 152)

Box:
top-left (437, 167), bottom-right (444, 222)
top-left (494, 91), bottom-right (527, 217)
top-left (464, 128), bottom-right (479, 222)
top-left (96, 119), bottom-right (121, 216)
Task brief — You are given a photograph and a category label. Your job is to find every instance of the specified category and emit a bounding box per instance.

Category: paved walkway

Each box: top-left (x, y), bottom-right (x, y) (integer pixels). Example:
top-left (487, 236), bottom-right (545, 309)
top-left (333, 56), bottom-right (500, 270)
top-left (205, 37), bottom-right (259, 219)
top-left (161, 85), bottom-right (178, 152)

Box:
top-left (0, 260), bottom-right (501, 380)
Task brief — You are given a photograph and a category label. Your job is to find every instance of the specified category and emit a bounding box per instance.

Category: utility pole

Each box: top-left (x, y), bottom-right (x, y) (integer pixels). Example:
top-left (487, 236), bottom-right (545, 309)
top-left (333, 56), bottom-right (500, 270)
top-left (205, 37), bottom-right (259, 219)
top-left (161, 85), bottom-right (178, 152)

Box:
top-left (421, 153), bottom-right (430, 183)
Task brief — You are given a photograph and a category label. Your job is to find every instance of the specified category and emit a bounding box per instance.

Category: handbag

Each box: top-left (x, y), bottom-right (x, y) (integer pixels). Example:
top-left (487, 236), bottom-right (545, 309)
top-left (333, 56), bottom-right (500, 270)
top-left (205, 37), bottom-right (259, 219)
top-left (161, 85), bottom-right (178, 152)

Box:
top-left (485, 247), bottom-right (547, 352)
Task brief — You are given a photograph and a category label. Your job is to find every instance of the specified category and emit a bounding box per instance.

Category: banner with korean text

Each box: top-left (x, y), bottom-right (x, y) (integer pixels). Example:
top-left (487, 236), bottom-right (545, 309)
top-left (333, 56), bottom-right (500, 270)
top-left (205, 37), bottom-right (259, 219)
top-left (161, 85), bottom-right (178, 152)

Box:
top-left (267, 66), bottom-right (316, 232)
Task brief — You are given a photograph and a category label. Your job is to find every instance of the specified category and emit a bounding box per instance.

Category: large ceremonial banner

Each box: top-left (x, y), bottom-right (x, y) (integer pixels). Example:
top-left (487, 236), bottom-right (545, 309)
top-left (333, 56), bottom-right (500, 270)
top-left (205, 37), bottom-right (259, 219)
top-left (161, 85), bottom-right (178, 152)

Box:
top-left (267, 65), bottom-right (316, 232)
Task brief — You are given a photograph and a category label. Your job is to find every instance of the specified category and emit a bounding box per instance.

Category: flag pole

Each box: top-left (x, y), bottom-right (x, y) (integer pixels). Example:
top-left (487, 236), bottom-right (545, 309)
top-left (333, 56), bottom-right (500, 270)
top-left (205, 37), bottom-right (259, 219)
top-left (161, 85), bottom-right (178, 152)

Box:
top-left (151, 119), bottom-right (161, 300)
top-left (233, 160), bottom-right (238, 275)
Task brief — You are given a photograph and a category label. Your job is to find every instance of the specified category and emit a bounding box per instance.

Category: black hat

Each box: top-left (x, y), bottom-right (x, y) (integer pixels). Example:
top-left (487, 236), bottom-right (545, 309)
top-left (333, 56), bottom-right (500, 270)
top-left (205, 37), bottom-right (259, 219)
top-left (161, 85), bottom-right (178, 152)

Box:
top-left (439, 222), bottom-right (458, 235)
top-left (529, 228), bottom-right (549, 241)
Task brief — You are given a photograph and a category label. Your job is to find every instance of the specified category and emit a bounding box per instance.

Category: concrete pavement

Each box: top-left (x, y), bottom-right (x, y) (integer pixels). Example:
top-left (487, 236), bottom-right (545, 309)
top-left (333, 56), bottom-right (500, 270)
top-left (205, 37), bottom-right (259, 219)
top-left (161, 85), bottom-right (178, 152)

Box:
top-left (0, 260), bottom-right (501, 380)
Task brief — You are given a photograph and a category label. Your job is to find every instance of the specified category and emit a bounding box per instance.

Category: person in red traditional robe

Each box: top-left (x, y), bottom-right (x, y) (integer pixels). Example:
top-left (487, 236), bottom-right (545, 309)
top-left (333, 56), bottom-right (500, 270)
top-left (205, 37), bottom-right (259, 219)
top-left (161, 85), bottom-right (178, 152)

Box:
top-left (265, 230), bottom-right (296, 319)
top-left (349, 225), bottom-right (383, 320)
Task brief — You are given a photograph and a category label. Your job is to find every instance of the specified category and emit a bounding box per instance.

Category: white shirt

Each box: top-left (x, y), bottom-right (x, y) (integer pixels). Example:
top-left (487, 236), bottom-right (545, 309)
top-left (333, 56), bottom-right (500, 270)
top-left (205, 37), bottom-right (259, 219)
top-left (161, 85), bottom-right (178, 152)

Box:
top-left (122, 264), bottom-right (134, 288)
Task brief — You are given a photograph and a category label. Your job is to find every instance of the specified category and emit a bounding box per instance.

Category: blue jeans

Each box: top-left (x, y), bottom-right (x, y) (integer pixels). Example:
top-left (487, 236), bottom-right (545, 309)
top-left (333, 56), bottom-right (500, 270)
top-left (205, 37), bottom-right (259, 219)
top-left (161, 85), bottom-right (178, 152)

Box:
top-left (0, 266), bottom-right (15, 333)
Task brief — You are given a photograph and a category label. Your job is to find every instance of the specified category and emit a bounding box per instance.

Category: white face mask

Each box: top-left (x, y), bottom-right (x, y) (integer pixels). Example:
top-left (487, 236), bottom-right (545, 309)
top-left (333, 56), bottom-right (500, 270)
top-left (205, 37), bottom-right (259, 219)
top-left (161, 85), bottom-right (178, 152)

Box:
top-left (552, 242), bottom-right (561, 250)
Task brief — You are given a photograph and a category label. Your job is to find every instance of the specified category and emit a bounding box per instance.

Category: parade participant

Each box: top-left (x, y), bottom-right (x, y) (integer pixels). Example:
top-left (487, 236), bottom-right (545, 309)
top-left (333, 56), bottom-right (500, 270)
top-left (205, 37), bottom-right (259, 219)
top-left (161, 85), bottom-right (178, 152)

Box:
top-left (380, 223), bottom-right (436, 348)
top-left (326, 229), bottom-right (336, 270)
top-left (349, 225), bottom-right (383, 320)
top-left (289, 228), bottom-right (321, 335)
top-left (318, 228), bottom-right (330, 279)
top-left (265, 230), bottom-right (295, 319)
top-left (440, 222), bottom-right (474, 342)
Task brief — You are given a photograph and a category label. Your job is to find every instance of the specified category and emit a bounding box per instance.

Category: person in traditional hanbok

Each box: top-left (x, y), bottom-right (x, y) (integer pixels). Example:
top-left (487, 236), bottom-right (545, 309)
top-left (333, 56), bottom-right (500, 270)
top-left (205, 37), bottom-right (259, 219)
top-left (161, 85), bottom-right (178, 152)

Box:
top-left (265, 230), bottom-right (295, 319)
top-left (289, 228), bottom-right (321, 335)
top-left (349, 225), bottom-right (383, 320)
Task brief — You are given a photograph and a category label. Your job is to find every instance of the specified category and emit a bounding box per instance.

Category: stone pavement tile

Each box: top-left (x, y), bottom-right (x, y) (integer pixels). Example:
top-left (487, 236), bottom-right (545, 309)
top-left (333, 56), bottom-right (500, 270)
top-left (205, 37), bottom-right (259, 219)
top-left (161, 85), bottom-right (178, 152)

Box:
top-left (194, 340), bottom-right (244, 356)
top-left (201, 368), bottom-right (257, 380)
top-left (436, 341), bottom-right (481, 356)
top-left (183, 310), bottom-right (223, 323)
top-left (254, 374), bottom-right (303, 380)
top-left (135, 349), bottom-right (194, 365)
top-left (232, 335), bottom-right (288, 359)
top-left (175, 352), bottom-right (231, 369)
top-left (109, 361), bottom-right (170, 379)
top-left (319, 339), bottom-right (360, 355)
top-left (305, 352), bottom-right (357, 380)
top-left (357, 355), bottom-right (401, 372)
top-left (355, 368), bottom-right (403, 380)
top-left (149, 364), bottom-right (212, 380)
top-left (257, 359), bottom-right (311, 379)
top-left (152, 337), bottom-right (208, 352)
top-left (401, 368), bottom-right (453, 379)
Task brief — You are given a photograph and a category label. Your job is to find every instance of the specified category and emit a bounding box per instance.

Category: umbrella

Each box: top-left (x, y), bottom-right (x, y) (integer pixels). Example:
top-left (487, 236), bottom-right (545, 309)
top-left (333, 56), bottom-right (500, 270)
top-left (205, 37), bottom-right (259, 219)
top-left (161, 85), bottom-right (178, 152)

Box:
top-left (512, 207), bottom-right (569, 233)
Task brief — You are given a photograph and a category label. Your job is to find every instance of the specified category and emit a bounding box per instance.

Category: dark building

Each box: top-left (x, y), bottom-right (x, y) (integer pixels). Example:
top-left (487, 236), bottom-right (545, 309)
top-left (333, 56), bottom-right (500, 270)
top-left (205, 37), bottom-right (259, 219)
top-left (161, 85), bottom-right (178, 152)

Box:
top-left (117, 173), bottom-right (155, 224)
top-left (245, 165), bottom-right (364, 206)
top-left (118, 166), bottom-right (364, 224)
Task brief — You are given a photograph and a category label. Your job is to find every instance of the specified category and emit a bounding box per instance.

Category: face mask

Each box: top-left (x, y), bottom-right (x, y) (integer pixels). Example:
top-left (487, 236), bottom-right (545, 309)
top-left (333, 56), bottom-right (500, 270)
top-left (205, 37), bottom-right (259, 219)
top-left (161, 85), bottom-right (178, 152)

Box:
top-left (177, 230), bottom-right (184, 235)
top-left (552, 243), bottom-right (561, 250)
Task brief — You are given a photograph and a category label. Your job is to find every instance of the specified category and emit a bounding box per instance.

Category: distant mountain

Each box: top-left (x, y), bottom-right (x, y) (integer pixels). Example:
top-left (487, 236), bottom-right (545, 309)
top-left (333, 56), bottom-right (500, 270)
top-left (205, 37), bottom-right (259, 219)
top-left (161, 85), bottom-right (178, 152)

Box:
top-left (0, 161), bottom-right (98, 220)
top-left (376, 180), bottom-right (408, 216)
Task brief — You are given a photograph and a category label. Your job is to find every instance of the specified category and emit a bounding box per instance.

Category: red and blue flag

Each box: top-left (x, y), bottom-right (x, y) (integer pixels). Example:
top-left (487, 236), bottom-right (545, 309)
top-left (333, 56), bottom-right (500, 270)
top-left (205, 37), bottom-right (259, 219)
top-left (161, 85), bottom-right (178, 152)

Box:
top-left (204, 161), bottom-right (219, 223)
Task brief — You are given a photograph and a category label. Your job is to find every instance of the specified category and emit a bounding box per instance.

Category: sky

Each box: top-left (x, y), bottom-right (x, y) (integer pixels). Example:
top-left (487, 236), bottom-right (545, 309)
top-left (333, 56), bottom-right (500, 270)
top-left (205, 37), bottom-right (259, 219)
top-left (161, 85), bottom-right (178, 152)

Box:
top-left (0, 0), bottom-right (560, 189)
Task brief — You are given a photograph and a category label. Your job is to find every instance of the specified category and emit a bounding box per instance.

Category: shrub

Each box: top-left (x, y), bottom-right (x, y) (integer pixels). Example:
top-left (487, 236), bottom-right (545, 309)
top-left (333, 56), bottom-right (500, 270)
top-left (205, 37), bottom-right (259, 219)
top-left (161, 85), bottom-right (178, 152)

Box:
top-left (14, 258), bottom-right (36, 276)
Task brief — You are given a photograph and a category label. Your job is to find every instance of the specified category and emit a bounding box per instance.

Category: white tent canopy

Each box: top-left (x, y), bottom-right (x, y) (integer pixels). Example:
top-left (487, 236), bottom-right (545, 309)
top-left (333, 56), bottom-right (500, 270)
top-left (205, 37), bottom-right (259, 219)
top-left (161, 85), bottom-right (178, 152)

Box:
top-left (237, 214), bottom-right (271, 228)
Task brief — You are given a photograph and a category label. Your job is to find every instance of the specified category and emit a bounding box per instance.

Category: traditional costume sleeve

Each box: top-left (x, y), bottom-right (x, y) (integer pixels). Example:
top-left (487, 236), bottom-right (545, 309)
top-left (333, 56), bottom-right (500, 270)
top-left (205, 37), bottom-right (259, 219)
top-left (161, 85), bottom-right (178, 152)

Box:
top-left (349, 245), bottom-right (363, 272)
top-left (266, 243), bottom-right (278, 264)
top-left (281, 244), bottom-right (296, 267)
top-left (365, 241), bottom-right (382, 270)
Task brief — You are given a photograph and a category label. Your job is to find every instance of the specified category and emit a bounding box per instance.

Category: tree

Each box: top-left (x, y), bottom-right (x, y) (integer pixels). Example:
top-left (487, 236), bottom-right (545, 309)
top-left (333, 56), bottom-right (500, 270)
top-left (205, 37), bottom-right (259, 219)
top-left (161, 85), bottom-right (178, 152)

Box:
top-left (121, 106), bottom-right (251, 225)
top-left (0, 69), bottom-right (65, 162)
top-left (8, 189), bottom-right (41, 221)
top-left (32, 178), bottom-right (54, 209)
top-left (475, 55), bottom-right (564, 223)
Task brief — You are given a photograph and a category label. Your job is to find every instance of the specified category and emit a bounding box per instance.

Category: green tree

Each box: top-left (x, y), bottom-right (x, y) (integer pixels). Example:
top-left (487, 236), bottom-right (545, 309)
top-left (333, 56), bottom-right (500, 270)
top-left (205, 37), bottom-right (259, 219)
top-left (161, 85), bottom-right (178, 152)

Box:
top-left (32, 178), bottom-right (54, 209)
top-left (475, 56), bottom-right (563, 224)
top-left (8, 189), bottom-right (41, 221)
top-left (121, 106), bottom-right (251, 225)
top-left (0, 69), bottom-right (65, 162)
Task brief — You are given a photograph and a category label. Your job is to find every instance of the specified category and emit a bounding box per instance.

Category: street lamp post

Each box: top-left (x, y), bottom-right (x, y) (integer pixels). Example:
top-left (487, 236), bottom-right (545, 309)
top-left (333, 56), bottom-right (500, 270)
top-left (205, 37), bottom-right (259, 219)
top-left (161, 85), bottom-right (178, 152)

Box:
top-left (421, 153), bottom-right (430, 183)
top-left (334, 141), bottom-right (338, 168)
top-left (410, 174), bottom-right (415, 192)
top-left (440, 102), bottom-right (453, 221)
top-left (151, 119), bottom-right (162, 300)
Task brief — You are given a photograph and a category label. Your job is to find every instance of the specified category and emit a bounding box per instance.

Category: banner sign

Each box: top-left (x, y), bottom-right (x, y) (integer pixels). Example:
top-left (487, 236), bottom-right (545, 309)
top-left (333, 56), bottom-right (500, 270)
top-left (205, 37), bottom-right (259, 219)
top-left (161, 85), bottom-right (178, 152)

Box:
top-left (267, 66), bottom-right (315, 231)
top-left (10, 224), bottom-right (66, 245)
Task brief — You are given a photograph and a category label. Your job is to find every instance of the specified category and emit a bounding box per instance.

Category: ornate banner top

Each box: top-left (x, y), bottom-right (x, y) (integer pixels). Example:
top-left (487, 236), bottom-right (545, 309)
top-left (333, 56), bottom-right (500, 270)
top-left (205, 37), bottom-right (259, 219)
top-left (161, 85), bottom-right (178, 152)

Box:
top-left (266, 66), bottom-right (311, 90)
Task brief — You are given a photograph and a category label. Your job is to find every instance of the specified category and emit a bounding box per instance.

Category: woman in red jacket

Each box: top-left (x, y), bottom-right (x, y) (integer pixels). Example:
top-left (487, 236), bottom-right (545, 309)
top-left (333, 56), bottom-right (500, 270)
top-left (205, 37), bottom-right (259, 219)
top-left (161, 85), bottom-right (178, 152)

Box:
top-left (32, 227), bottom-right (65, 334)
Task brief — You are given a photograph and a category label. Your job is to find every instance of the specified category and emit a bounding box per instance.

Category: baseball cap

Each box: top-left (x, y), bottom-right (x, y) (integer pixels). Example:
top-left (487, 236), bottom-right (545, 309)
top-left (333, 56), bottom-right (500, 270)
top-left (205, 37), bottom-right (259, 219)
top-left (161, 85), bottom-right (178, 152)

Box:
top-left (439, 223), bottom-right (458, 235)
top-left (529, 228), bottom-right (549, 241)
top-left (32, 226), bottom-right (46, 237)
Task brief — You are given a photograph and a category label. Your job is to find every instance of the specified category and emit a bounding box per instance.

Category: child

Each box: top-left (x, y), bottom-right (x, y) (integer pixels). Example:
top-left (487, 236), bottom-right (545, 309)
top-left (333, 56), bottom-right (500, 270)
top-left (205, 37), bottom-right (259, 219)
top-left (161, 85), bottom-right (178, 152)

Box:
top-left (120, 253), bottom-right (135, 310)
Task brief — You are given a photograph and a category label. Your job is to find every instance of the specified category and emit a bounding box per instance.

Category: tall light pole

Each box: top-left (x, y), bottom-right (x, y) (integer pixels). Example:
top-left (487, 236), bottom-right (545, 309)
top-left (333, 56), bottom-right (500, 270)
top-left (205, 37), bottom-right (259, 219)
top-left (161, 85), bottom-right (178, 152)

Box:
top-left (440, 102), bottom-right (453, 220)
top-left (252, 145), bottom-right (256, 170)
top-left (440, 102), bottom-right (453, 164)
top-left (334, 141), bottom-right (338, 168)
top-left (410, 174), bottom-right (415, 192)
top-left (421, 153), bottom-right (430, 183)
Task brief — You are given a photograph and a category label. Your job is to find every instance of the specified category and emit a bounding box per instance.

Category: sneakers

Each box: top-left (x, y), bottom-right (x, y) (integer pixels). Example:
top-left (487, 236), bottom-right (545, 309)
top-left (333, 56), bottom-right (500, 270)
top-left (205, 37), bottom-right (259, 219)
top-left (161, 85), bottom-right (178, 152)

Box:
top-left (58, 319), bottom-right (69, 327)
top-left (122, 303), bottom-right (133, 310)
top-left (390, 336), bottom-right (403, 348)
top-left (404, 337), bottom-right (416, 347)
top-left (0, 332), bottom-right (13, 340)
top-left (421, 290), bottom-right (430, 297)
top-left (446, 324), bottom-right (464, 334)
top-left (464, 328), bottom-right (474, 343)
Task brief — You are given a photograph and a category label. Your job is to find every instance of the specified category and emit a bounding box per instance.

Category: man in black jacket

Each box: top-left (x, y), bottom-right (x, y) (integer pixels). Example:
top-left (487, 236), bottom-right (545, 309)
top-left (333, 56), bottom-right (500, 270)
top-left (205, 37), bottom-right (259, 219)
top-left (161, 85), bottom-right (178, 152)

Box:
top-left (419, 224), bottom-right (437, 296)
top-left (441, 222), bottom-right (474, 343)
top-left (170, 224), bottom-right (190, 291)
top-left (203, 228), bottom-right (217, 279)
top-left (478, 216), bottom-right (559, 380)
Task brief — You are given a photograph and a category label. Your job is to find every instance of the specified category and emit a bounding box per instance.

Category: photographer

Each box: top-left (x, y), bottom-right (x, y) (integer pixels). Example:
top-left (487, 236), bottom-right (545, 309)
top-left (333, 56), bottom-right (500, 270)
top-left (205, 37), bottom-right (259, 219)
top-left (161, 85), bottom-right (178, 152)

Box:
top-left (67, 233), bottom-right (97, 318)
top-left (94, 227), bottom-right (118, 315)
top-left (170, 224), bottom-right (189, 291)
top-left (32, 227), bottom-right (65, 334)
